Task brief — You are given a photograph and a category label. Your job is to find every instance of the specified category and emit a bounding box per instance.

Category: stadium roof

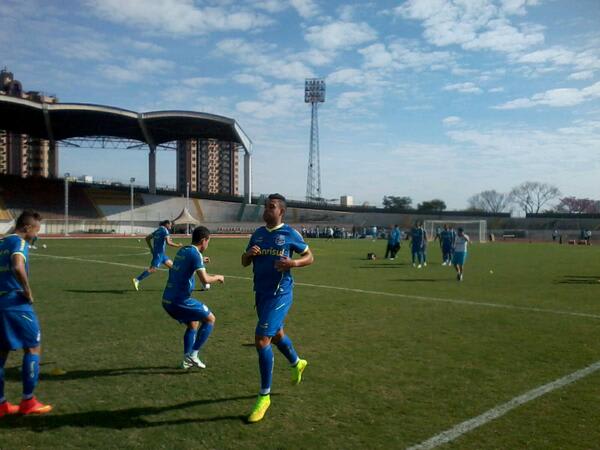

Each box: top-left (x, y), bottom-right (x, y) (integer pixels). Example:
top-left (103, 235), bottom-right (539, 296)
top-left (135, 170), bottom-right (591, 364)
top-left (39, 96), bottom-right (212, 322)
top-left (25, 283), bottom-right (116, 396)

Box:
top-left (0, 95), bottom-right (252, 151)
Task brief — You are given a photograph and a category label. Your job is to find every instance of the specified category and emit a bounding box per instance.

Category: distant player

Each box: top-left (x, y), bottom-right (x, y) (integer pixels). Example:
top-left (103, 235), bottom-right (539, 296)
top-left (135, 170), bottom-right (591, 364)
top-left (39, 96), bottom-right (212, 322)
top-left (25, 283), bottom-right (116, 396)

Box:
top-left (410, 222), bottom-right (425, 268)
top-left (162, 226), bottom-right (224, 369)
top-left (440, 224), bottom-right (455, 266)
top-left (452, 227), bottom-right (470, 281)
top-left (420, 223), bottom-right (428, 267)
top-left (0, 210), bottom-right (52, 417)
top-left (132, 220), bottom-right (182, 290)
top-left (385, 225), bottom-right (401, 260)
top-left (241, 194), bottom-right (314, 423)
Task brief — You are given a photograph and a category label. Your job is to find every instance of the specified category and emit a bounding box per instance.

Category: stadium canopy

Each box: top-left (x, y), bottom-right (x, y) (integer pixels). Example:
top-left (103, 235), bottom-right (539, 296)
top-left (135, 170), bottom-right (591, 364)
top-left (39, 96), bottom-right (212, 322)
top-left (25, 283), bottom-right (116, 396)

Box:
top-left (0, 95), bottom-right (253, 201)
top-left (173, 207), bottom-right (200, 225)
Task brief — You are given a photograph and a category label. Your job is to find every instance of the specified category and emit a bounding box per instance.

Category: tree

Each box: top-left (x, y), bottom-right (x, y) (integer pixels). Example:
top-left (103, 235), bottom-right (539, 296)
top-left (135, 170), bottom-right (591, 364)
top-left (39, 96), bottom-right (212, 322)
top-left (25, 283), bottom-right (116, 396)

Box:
top-left (509, 181), bottom-right (560, 214)
top-left (467, 190), bottom-right (511, 213)
top-left (382, 196), bottom-right (413, 210)
top-left (555, 197), bottom-right (600, 214)
top-left (417, 199), bottom-right (446, 211)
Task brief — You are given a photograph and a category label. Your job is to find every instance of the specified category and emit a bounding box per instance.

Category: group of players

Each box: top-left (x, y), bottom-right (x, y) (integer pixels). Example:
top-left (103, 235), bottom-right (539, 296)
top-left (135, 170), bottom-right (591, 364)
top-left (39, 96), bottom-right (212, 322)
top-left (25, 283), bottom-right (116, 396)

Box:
top-left (386, 222), bottom-right (470, 281)
top-left (0, 193), bottom-right (313, 423)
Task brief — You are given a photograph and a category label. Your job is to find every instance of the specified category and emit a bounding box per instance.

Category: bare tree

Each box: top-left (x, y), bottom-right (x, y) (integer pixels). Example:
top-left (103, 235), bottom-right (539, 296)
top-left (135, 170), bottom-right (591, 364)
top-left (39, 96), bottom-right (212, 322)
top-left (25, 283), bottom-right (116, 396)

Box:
top-left (509, 182), bottom-right (561, 214)
top-left (467, 190), bottom-right (511, 213)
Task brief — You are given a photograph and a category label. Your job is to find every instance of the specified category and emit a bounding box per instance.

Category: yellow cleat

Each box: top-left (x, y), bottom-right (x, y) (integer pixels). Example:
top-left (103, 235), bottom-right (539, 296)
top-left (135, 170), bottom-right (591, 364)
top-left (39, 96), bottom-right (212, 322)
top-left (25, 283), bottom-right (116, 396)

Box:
top-left (247, 394), bottom-right (270, 423)
top-left (291, 359), bottom-right (308, 385)
top-left (132, 278), bottom-right (140, 291)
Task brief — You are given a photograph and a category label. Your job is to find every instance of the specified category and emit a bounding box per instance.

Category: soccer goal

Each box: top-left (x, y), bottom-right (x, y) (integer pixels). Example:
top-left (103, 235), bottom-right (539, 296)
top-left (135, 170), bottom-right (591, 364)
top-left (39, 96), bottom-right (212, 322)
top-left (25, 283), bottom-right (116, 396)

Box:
top-left (423, 220), bottom-right (488, 243)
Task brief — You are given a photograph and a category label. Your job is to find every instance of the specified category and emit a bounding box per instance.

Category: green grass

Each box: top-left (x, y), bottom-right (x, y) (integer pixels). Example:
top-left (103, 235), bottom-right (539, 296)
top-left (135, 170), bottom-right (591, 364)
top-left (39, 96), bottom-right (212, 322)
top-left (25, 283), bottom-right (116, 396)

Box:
top-left (1, 237), bottom-right (600, 449)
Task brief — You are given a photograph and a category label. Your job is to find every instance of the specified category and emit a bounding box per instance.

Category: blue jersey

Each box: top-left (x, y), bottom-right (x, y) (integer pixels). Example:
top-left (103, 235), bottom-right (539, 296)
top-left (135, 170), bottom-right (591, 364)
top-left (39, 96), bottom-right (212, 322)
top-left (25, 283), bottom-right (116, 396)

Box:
top-left (152, 226), bottom-right (169, 255)
top-left (440, 230), bottom-right (454, 247)
top-left (0, 234), bottom-right (31, 310)
top-left (388, 228), bottom-right (400, 245)
top-left (411, 228), bottom-right (425, 246)
top-left (247, 224), bottom-right (309, 296)
top-left (163, 245), bottom-right (205, 302)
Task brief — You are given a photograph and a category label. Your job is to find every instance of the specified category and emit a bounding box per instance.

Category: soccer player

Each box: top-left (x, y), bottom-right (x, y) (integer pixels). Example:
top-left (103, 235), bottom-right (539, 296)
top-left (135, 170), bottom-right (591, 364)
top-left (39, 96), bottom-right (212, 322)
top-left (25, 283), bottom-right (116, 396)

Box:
top-left (132, 220), bottom-right (182, 290)
top-left (440, 224), bottom-right (455, 266)
top-left (162, 226), bottom-right (224, 369)
top-left (410, 222), bottom-right (425, 268)
top-left (0, 210), bottom-right (52, 417)
top-left (241, 194), bottom-right (314, 423)
top-left (452, 227), bottom-right (470, 281)
top-left (385, 225), bottom-right (401, 260)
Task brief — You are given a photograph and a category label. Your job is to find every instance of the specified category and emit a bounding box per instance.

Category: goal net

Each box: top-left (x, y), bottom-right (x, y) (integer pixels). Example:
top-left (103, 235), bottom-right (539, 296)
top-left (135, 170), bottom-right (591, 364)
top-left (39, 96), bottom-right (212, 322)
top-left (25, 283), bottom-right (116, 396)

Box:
top-left (423, 220), bottom-right (488, 243)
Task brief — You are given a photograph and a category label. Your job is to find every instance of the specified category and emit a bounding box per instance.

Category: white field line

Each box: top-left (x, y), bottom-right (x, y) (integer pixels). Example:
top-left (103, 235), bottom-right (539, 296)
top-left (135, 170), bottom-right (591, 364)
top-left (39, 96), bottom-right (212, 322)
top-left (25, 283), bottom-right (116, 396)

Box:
top-left (31, 253), bottom-right (600, 321)
top-left (407, 359), bottom-right (600, 450)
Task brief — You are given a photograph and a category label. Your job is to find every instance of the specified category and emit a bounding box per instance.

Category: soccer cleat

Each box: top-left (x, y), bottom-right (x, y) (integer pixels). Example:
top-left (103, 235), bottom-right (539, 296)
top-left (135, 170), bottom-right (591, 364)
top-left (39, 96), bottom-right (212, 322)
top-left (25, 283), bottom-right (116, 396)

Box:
top-left (0, 401), bottom-right (19, 418)
top-left (456, 273), bottom-right (461, 281)
top-left (132, 278), bottom-right (140, 291)
top-left (417, 264), bottom-right (422, 269)
top-left (423, 262), bottom-right (427, 267)
top-left (291, 359), bottom-right (308, 385)
top-left (459, 273), bottom-right (464, 281)
top-left (18, 397), bottom-right (52, 415)
top-left (181, 354), bottom-right (206, 369)
top-left (412, 263), bottom-right (416, 267)
top-left (247, 394), bottom-right (271, 423)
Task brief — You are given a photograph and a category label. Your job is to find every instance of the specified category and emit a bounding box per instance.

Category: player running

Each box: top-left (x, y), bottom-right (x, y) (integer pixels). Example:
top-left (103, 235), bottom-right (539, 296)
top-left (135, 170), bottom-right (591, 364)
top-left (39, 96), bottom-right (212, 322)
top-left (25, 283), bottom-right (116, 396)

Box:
top-left (0, 210), bottom-right (52, 417)
top-left (162, 226), bottom-right (224, 369)
top-left (132, 220), bottom-right (182, 290)
top-left (241, 194), bottom-right (314, 423)
top-left (440, 224), bottom-right (455, 266)
top-left (452, 227), bottom-right (470, 281)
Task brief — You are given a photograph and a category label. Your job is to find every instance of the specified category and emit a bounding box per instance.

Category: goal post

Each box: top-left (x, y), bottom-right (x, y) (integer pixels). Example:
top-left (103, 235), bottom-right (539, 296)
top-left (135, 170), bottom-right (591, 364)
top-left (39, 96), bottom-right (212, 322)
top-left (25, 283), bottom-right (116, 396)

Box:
top-left (423, 220), bottom-right (487, 243)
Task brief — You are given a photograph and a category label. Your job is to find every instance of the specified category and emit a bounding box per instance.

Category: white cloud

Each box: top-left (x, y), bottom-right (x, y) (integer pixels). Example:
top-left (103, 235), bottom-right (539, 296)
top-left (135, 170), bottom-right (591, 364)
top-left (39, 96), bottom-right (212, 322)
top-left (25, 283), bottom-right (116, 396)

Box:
top-left (568, 71), bottom-right (595, 81)
top-left (443, 116), bottom-right (461, 125)
top-left (236, 83), bottom-right (302, 119)
top-left (495, 81), bottom-right (600, 109)
top-left (87, 0), bottom-right (273, 34)
top-left (336, 91), bottom-right (370, 109)
top-left (253, 0), bottom-right (287, 13)
top-left (516, 46), bottom-right (600, 74)
top-left (396, 0), bottom-right (544, 53)
top-left (182, 77), bottom-right (223, 88)
top-left (488, 86), bottom-right (505, 92)
top-left (290, 0), bottom-right (319, 18)
top-left (443, 82), bottom-right (482, 94)
top-left (99, 58), bottom-right (174, 82)
top-left (359, 43), bottom-right (395, 69)
top-left (305, 21), bottom-right (377, 51)
top-left (232, 73), bottom-right (271, 90)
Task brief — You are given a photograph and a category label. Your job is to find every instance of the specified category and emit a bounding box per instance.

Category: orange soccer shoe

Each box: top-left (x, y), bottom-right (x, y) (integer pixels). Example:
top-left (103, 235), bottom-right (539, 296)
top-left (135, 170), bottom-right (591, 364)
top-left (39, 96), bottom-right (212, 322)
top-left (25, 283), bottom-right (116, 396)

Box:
top-left (19, 397), bottom-right (53, 415)
top-left (0, 401), bottom-right (19, 418)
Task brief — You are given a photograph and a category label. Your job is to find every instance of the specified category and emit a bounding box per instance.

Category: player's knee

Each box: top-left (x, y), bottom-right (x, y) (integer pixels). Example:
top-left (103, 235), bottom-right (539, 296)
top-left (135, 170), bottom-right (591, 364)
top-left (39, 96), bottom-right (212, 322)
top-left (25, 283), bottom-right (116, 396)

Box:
top-left (25, 346), bottom-right (41, 355)
top-left (205, 313), bottom-right (216, 324)
top-left (255, 335), bottom-right (271, 349)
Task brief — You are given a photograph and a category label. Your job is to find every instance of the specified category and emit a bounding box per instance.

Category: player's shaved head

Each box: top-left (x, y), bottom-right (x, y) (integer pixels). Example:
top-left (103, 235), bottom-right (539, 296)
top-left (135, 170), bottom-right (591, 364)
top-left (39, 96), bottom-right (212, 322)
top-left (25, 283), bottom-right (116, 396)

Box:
top-left (267, 193), bottom-right (286, 209)
top-left (15, 209), bottom-right (42, 230)
top-left (192, 226), bottom-right (210, 244)
top-left (160, 220), bottom-right (171, 227)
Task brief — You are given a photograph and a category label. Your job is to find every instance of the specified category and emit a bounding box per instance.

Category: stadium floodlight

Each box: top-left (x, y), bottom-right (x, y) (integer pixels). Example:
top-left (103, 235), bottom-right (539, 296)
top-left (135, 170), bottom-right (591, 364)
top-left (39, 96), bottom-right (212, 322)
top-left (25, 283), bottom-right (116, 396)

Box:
top-left (130, 177), bottom-right (136, 236)
top-left (64, 172), bottom-right (70, 236)
top-left (186, 182), bottom-right (190, 235)
top-left (305, 78), bottom-right (325, 202)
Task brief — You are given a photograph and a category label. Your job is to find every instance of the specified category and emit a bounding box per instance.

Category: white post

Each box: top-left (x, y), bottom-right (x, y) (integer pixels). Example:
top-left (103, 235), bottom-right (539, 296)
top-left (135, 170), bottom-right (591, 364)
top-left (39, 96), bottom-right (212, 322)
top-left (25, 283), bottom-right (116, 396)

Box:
top-left (130, 177), bottom-right (136, 235)
top-left (186, 181), bottom-right (190, 235)
top-left (64, 173), bottom-right (70, 236)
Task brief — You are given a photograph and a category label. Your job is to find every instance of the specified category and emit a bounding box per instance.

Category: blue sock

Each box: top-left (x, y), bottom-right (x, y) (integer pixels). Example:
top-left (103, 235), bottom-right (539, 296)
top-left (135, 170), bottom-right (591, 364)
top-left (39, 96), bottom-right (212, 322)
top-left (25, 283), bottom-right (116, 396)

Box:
top-left (275, 335), bottom-right (299, 365)
top-left (257, 345), bottom-right (274, 395)
top-left (136, 270), bottom-right (151, 282)
top-left (22, 353), bottom-right (40, 399)
top-left (192, 322), bottom-right (214, 352)
top-left (183, 328), bottom-right (196, 355)
top-left (0, 356), bottom-right (6, 403)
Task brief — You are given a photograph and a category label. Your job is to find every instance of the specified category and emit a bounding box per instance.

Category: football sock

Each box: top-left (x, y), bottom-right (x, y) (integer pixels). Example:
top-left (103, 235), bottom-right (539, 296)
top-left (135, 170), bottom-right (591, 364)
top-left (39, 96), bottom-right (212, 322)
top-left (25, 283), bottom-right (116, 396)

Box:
top-left (275, 335), bottom-right (299, 365)
top-left (258, 345), bottom-right (274, 395)
top-left (183, 328), bottom-right (196, 355)
top-left (136, 270), bottom-right (151, 282)
top-left (22, 353), bottom-right (40, 399)
top-left (0, 356), bottom-right (6, 403)
top-left (192, 322), bottom-right (214, 352)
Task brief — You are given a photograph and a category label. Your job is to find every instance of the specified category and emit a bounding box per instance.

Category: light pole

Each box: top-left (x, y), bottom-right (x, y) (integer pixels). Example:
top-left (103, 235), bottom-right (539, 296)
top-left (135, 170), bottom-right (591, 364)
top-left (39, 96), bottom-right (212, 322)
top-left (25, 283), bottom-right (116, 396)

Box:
top-left (186, 181), bottom-right (190, 235)
top-left (130, 177), bottom-right (136, 236)
top-left (64, 172), bottom-right (70, 236)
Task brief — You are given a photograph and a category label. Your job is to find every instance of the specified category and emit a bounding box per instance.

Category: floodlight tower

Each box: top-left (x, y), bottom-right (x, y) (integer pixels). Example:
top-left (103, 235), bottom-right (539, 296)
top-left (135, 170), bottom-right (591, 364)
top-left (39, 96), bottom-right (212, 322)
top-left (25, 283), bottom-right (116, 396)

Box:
top-left (305, 78), bottom-right (325, 202)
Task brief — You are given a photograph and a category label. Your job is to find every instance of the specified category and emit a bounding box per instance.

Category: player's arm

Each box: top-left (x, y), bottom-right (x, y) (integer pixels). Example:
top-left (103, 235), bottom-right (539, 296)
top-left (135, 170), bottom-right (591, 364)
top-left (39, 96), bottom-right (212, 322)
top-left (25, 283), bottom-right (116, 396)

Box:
top-left (196, 268), bottom-right (224, 285)
top-left (242, 245), bottom-right (261, 267)
top-left (11, 253), bottom-right (33, 303)
top-left (275, 248), bottom-right (314, 272)
top-left (166, 236), bottom-right (183, 248)
top-left (144, 233), bottom-right (153, 252)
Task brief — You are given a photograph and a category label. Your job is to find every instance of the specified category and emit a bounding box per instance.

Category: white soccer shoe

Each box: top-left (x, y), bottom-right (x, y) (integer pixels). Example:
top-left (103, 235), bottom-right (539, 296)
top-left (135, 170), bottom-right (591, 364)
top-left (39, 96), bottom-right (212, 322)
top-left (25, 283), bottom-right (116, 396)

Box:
top-left (417, 264), bottom-right (422, 269)
top-left (423, 262), bottom-right (427, 267)
top-left (181, 354), bottom-right (206, 369)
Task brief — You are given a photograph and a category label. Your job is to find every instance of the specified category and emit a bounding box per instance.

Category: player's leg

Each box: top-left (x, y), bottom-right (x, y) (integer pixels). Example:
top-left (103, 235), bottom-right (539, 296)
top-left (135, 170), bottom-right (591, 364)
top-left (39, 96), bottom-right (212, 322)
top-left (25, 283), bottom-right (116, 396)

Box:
top-left (19, 346), bottom-right (52, 415)
top-left (273, 329), bottom-right (307, 386)
top-left (189, 312), bottom-right (215, 366)
top-left (163, 259), bottom-right (174, 269)
top-left (133, 260), bottom-right (157, 289)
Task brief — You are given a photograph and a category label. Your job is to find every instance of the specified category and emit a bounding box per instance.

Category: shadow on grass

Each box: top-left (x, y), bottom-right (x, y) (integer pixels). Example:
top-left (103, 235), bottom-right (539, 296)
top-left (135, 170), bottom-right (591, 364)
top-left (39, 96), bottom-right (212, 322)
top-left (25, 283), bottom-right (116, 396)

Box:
top-left (556, 275), bottom-right (600, 285)
top-left (3, 366), bottom-right (191, 382)
top-left (357, 264), bottom-right (409, 268)
top-left (65, 289), bottom-right (163, 294)
top-left (394, 278), bottom-right (444, 283)
top-left (0, 395), bottom-right (263, 430)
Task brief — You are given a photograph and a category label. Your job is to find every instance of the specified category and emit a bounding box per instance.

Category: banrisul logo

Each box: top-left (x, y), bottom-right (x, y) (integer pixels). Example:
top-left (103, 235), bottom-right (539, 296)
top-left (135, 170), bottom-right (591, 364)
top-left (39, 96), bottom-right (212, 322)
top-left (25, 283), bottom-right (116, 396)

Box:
top-left (274, 235), bottom-right (285, 246)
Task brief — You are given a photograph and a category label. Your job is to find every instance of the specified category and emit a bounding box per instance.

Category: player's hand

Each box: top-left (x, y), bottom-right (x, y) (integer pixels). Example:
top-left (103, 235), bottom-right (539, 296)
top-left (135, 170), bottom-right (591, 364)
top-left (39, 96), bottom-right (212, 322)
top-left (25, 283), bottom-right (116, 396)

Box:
top-left (246, 245), bottom-right (261, 257)
top-left (214, 275), bottom-right (225, 284)
top-left (203, 256), bottom-right (211, 264)
top-left (275, 257), bottom-right (295, 272)
top-left (23, 289), bottom-right (34, 304)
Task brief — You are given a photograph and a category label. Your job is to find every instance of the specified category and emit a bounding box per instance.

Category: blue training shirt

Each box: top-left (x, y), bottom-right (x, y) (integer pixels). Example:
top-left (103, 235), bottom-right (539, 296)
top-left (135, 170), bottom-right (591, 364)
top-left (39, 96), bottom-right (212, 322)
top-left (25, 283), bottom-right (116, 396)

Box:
top-left (388, 228), bottom-right (400, 245)
top-left (441, 230), bottom-right (454, 248)
top-left (246, 224), bottom-right (308, 297)
top-left (411, 228), bottom-right (425, 247)
top-left (0, 234), bottom-right (31, 309)
top-left (162, 245), bottom-right (205, 302)
top-left (152, 226), bottom-right (169, 255)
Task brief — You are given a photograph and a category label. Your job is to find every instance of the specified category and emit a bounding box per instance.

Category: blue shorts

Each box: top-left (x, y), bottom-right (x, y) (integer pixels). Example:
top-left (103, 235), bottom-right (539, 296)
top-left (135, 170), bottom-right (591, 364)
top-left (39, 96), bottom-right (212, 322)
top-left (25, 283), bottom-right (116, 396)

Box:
top-left (0, 308), bottom-right (41, 351)
top-left (255, 291), bottom-right (293, 337)
top-left (452, 252), bottom-right (467, 265)
top-left (151, 252), bottom-right (170, 268)
top-left (162, 298), bottom-right (211, 323)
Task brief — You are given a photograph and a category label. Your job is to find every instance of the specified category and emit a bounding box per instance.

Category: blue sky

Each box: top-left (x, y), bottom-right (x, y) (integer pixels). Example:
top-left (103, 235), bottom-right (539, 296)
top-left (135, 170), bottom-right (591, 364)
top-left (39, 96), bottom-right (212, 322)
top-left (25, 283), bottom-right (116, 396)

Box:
top-left (2, 0), bottom-right (600, 208)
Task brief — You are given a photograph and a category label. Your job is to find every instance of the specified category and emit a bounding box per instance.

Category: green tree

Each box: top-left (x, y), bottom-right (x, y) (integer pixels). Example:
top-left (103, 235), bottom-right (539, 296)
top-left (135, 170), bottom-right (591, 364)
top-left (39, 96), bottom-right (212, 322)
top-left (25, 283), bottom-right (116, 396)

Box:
top-left (382, 196), bottom-right (413, 210)
top-left (417, 199), bottom-right (446, 211)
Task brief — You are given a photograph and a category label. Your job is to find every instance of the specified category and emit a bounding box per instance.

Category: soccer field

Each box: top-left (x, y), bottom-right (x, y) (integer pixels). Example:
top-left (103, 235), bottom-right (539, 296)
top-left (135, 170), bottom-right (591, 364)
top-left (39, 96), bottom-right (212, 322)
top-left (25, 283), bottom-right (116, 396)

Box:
top-left (1, 237), bottom-right (600, 449)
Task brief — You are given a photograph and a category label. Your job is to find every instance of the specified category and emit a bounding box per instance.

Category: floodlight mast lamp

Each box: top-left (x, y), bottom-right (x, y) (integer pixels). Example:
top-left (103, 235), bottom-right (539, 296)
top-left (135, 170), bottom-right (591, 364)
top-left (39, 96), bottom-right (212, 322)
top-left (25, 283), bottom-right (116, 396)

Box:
top-left (305, 78), bottom-right (325, 202)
